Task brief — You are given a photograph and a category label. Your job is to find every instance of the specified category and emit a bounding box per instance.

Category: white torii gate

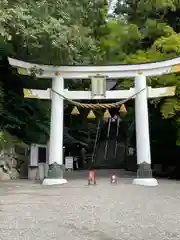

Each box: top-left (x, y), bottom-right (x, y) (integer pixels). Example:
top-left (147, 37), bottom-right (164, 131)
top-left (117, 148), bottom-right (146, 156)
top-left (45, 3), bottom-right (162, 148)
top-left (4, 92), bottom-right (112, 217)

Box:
top-left (8, 57), bottom-right (180, 186)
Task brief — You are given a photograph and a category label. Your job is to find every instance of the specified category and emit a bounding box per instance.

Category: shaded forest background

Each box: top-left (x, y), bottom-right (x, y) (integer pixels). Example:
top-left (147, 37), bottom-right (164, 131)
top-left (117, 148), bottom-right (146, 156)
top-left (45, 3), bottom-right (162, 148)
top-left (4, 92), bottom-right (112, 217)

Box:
top-left (0, 0), bottom-right (180, 171)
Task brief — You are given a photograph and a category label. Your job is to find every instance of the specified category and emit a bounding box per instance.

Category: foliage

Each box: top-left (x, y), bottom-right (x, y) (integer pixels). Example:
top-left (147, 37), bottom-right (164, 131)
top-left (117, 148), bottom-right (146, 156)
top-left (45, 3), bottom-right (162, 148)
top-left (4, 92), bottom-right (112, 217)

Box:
top-left (0, 0), bottom-right (108, 147)
top-left (100, 20), bottom-right (143, 62)
top-left (107, 0), bottom-right (180, 146)
top-left (0, 0), bottom-right (107, 64)
top-left (0, 131), bottom-right (25, 151)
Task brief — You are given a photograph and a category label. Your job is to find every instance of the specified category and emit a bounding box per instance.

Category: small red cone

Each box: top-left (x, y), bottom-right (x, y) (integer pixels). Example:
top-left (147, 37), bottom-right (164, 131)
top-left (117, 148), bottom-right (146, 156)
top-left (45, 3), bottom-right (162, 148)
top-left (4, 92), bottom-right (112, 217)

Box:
top-left (88, 170), bottom-right (96, 185)
top-left (110, 174), bottom-right (117, 184)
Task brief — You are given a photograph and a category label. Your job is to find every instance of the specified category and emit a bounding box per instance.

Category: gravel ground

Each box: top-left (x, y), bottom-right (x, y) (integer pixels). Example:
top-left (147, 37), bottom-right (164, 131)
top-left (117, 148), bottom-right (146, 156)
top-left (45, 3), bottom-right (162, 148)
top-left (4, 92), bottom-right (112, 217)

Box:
top-left (0, 170), bottom-right (180, 240)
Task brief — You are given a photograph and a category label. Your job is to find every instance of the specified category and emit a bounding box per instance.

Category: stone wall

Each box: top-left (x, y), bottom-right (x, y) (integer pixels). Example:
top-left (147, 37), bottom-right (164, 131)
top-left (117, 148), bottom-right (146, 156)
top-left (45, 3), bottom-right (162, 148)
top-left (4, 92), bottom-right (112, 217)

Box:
top-left (0, 155), bottom-right (19, 180)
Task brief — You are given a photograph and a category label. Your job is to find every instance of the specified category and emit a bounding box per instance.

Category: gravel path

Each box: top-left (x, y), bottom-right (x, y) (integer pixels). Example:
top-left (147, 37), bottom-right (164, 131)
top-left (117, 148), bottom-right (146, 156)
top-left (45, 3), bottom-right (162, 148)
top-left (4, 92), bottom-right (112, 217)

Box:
top-left (0, 170), bottom-right (180, 240)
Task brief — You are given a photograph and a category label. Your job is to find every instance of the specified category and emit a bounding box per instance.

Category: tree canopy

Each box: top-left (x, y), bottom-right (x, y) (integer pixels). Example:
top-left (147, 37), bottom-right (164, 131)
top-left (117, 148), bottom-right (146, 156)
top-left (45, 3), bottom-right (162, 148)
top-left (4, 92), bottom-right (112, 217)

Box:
top-left (112, 0), bottom-right (180, 145)
top-left (0, 0), bottom-right (107, 64)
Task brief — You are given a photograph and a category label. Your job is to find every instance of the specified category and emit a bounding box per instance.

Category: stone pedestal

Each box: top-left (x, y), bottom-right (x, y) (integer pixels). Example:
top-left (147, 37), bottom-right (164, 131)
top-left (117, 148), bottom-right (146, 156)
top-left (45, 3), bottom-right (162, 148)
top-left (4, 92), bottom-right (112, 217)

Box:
top-left (42, 162), bottom-right (67, 185)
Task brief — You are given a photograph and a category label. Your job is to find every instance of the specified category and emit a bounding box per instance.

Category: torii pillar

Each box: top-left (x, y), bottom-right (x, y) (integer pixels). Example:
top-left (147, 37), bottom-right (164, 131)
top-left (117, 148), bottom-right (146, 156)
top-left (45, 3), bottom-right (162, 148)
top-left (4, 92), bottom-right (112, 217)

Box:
top-left (43, 74), bottom-right (67, 185)
top-left (133, 74), bottom-right (153, 185)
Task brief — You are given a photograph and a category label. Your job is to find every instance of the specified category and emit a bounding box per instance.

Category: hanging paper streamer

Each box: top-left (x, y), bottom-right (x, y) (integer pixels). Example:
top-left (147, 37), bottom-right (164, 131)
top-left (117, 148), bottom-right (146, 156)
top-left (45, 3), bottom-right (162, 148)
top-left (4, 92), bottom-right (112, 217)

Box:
top-left (104, 109), bottom-right (111, 119)
top-left (114, 116), bottom-right (120, 158)
top-left (104, 118), bottom-right (112, 160)
top-left (119, 104), bottom-right (127, 117)
top-left (87, 110), bottom-right (96, 119)
top-left (111, 115), bottom-right (117, 122)
top-left (71, 106), bottom-right (80, 115)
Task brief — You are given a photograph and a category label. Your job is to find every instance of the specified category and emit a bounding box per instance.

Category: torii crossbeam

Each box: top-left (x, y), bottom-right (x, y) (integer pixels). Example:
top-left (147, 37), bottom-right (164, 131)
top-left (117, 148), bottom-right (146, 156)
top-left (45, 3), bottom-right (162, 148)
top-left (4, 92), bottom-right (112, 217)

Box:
top-left (8, 57), bottom-right (179, 186)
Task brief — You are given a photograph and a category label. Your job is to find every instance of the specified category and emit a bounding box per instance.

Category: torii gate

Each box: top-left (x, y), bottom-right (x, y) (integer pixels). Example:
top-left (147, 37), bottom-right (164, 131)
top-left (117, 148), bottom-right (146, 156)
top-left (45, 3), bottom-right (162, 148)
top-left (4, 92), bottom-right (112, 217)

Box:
top-left (8, 57), bottom-right (180, 186)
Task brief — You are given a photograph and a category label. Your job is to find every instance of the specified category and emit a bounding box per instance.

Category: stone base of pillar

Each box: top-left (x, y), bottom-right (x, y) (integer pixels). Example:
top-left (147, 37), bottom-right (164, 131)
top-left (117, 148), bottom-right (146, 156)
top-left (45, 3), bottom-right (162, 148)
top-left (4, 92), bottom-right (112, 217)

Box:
top-left (133, 162), bottom-right (158, 186)
top-left (42, 162), bottom-right (67, 185)
top-left (132, 178), bottom-right (158, 186)
top-left (137, 161), bottom-right (152, 178)
top-left (43, 178), bottom-right (67, 185)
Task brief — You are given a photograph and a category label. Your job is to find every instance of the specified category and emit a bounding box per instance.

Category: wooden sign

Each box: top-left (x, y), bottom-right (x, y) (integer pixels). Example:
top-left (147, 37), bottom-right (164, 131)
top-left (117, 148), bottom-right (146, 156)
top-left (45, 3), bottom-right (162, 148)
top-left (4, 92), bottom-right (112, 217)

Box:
top-left (91, 75), bottom-right (106, 98)
top-left (65, 156), bottom-right (73, 171)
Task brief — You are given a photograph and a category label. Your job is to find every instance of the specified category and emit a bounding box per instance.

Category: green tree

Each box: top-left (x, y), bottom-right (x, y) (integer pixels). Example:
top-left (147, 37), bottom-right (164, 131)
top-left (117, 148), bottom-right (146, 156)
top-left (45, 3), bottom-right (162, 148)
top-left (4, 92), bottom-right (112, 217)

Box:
top-left (109, 0), bottom-right (180, 147)
top-left (0, 0), bottom-right (107, 64)
top-left (0, 0), bottom-right (108, 147)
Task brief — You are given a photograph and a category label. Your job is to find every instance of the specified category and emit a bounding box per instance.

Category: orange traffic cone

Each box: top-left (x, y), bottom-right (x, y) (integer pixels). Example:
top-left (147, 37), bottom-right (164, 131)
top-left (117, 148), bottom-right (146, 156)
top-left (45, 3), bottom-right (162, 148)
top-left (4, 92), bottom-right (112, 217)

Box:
top-left (88, 170), bottom-right (96, 185)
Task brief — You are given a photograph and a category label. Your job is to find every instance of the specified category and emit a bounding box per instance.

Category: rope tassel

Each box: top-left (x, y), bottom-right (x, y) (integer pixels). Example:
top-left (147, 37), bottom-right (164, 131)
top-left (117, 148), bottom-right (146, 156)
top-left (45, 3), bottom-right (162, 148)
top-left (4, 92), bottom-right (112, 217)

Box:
top-left (119, 104), bottom-right (127, 113)
top-left (104, 109), bottom-right (111, 119)
top-left (71, 106), bottom-right (80, 115)
top-left (87, 110), bottom-right (96, 119)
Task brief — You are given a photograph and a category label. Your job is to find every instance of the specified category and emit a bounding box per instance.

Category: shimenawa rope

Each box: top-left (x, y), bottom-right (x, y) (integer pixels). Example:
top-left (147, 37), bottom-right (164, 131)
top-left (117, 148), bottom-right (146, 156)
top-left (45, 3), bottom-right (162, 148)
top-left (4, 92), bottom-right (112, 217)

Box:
top-left (51, 87), bottom-right (146, 109)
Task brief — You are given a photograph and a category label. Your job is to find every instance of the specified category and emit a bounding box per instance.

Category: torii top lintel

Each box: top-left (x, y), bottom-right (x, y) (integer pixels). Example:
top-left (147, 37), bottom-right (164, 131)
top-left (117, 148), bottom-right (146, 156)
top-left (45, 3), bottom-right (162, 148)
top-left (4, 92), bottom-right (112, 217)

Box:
top-left (8, 57), bottom-right (180, 79)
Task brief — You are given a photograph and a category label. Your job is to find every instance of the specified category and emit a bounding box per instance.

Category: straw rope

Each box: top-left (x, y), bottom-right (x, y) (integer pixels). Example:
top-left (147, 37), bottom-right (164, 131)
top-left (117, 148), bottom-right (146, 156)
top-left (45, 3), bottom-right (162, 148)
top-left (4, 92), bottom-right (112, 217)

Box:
top-left (51, 87), bottom-right (146, 109)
